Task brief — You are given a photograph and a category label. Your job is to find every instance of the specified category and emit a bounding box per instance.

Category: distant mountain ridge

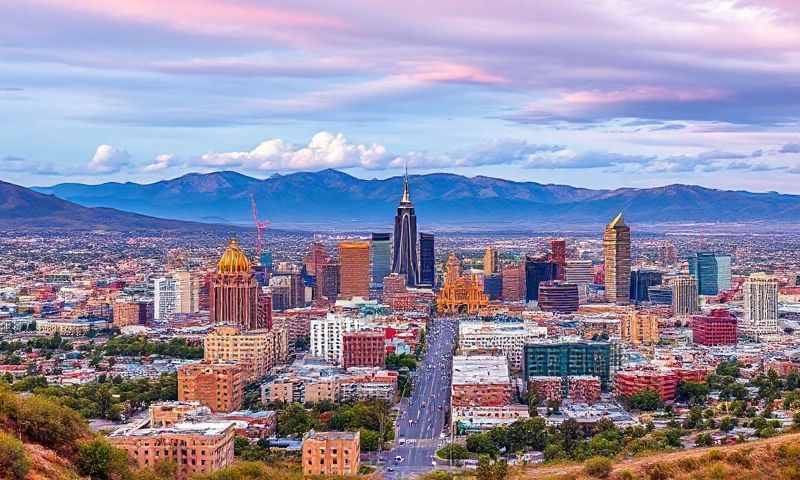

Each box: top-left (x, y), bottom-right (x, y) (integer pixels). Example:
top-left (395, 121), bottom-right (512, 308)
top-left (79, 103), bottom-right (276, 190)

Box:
top-left (0, 180), bottom-right (241, 231)
top-left (31, 169), bottom-right (800, 227)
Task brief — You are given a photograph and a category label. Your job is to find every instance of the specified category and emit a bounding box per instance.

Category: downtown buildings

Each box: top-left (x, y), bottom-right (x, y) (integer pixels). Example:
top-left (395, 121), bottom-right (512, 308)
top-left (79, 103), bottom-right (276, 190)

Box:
top-left (741, 273), bottom-right (780, 340)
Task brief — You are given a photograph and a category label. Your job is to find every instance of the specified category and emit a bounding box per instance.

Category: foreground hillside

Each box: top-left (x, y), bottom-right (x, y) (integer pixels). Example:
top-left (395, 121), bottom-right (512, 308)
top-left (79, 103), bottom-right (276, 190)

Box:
top-left (514, 432), bottom-right (800, 480)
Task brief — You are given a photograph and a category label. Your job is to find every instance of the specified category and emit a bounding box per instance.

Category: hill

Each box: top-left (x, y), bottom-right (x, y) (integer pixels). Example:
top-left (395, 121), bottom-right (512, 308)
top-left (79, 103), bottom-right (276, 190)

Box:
top-left (515, 432), bottom-right (800, 480)
top-left (0, 180), bottom-right (243, 232)
top-left (33, 169), bottom-right (800, 228)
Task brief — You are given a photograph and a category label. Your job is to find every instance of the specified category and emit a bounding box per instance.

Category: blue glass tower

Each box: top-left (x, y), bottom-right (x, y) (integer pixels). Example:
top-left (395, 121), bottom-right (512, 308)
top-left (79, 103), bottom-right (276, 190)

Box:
top-left (371, 233), bottom-right (391, 287)
top-left (688, 252), bottom-right (732, 295)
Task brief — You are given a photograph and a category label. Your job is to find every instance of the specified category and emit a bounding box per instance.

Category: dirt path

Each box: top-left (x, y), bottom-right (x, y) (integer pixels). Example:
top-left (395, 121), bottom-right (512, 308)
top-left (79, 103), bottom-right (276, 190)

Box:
top-left (512, 432), bottom-right (800, 479)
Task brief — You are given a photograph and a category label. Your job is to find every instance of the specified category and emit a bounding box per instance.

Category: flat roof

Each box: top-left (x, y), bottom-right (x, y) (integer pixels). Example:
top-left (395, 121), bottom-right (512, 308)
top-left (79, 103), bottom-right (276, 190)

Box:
top-left (452, 355), bottom-right (510, 385)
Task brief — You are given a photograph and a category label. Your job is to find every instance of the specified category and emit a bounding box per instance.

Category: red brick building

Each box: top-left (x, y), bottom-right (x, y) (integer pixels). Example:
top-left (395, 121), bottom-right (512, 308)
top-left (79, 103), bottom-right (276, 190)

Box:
top-left (614, 368), bottom-right (679, 403)
top-left (342, 330), bottom-right (386, 369)
top-left (501, 264), bottom-right (525, 302)
top-left (112, 299), bottom-right (153, 327)
top-left (692, 309), bottom-right (737, 346)
top-left (567, 376), bottom-right (601, 404)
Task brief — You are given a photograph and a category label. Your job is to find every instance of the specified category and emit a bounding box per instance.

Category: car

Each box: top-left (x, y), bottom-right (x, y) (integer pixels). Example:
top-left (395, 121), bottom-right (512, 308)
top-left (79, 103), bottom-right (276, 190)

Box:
top-left (387, 467), bottom-right (394, 472)
top-left (395, 456), bottom-right (403, 463)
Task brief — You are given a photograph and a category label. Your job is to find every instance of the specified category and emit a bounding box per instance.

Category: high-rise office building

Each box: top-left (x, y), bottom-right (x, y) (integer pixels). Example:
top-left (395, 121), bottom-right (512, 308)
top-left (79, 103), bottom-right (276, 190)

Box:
top-left (550, 239), bottom-right (566, 280)
top-left (370, 233), bottom-right (391, 288)
top-left (154, 276), bottom-right (177, 321)
top-left (338, 241), bottom-right (370, 299)
top-left (501, 263), bottom-right (525, 302)
top-left (483, 274), bottom-right (503, 301)
top-left (419, 233), bottom-right (435, 287)
top-left (318, 262), bottom-right (340, 300)
top-left (603, 213), bottom-right (631, 304)
top-left (647, 286), bottom-right (673, 305)
top-left (741, 273), bottom-right (779, 340)
top-left (210, 239), bottom-right (264, 330)
top-left (565, 259), bottom-right (594, 303)
top-left (687, 252), bottom-right (732, 296)
top-left (173, 270), bottom-right (200, 314)
top-left (484, 247), bottom-right (499, 275)
top-left (524, 256), bottom-right (558, 302)
top-left (391, 172), bottom-right (419, 287)
top-left (671, 275), bottom-right (699, 316)
top-left (630, 269), bottom-right (663, 304)
top-left (538, 281), bottom-right (579, 313)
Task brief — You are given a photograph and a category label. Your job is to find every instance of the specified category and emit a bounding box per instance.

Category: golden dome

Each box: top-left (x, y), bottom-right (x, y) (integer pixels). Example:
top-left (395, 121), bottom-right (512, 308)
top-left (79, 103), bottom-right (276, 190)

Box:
top-left (217, 239), bottom-right (252, 274)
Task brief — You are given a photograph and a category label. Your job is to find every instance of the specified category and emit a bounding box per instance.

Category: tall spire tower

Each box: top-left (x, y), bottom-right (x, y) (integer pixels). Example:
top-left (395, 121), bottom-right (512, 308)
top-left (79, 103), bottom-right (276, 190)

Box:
top-left (392, 168), bottom-right (419, 287)
top-left (603, 212), bottom-right (631, 305)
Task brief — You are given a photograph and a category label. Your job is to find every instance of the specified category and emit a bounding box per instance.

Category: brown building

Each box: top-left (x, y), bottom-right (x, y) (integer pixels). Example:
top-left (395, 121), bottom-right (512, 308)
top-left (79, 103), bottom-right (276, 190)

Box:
top-left (112, 299), bottom-right (153, 327)
top-left (338, 241), bottom-right (370, 299)
top-left (501, 263), bottom-right (525, 302)
top-left (108, 418), bottom-right (236, 480)
top-left (318, 261), bottom-right (341, 301)
top-left (177, 362), bottom-right (244, 413)
top-left (342, 330), bottom-right (386, 369)
top-left (603, 213), bottom-right (631, 305)
top-left (302, 431), bottom-right (360, 477)
top-left (204, 325), bottom-right (289, 383)
top-left (210, 239), bottom-right (265, 330)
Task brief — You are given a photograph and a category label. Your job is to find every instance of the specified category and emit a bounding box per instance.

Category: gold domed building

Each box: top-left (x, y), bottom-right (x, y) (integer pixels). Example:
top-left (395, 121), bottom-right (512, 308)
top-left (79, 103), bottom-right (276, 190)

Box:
top-left (210, 239), bottom-right (269, 330)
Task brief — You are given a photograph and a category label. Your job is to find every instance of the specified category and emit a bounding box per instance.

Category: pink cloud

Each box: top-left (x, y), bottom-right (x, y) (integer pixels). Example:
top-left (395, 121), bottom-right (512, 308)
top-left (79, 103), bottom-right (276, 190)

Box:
top-left (408, 61), bottom-right (507, 85)
top-left (562, 86), bottom-right (727, 105)
top-left (34, 0), bottom-right (348, 42)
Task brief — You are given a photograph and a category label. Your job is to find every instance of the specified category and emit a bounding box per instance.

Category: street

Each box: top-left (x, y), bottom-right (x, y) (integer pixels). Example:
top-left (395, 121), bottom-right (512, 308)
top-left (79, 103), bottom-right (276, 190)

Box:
top-left (383, 316), bottom-right (458, 479)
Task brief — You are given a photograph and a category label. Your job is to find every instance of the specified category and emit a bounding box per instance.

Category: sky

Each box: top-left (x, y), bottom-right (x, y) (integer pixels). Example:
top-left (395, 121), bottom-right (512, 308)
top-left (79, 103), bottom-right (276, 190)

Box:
top-left (2, 0), bottom-right (800, 191)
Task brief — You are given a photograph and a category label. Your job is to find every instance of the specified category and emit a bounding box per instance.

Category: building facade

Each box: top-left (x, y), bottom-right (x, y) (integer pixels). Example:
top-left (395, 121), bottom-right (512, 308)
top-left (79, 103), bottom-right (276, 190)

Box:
top-left (309, 313), bottom-right (363, 364)
top-left (672, 275), bottom-right (699, 316)
top-left (524, 257), bottom-right (558, 302)
top-left (391, 173), bottom-right (419, 287)
top-left (342, 330), bottom-right (386, 369)
top-left (370, 233), bottom-right (391, 289)
top-left (692, 309), bottom-right (737, 346)
top-left (338, 241), bottom-right (371, 300)
top-left (538, 281), bottom-right (580, 313)
top-left (621, 310), bottom-right (660, 345)
top-left (419, 232), bottom-right (435, 287)
top-left (484, 247), bottom-right (499, 275)
top-left (204, 325), bottom-right (289, 383)
top-left (177, 362), bottom-right (245, 413)
top-left (688, 252), bottom-right (732, 296)
top-left (630, 269), bottom-right (663, 304)
top-left (501, 263), bottom-right (525, 302)
top-left (741, 273), bottom-right (779, 340)
top-left (302, 431), bottom-right (360, 477)
top-left (154, 276), bottom-right (177, 321)
top-left (522, 340), bottom-right (620, 390)
top-left (603, 213), bottom-right (631, 305)
top-left (210, 240), bottom-right (264, 330)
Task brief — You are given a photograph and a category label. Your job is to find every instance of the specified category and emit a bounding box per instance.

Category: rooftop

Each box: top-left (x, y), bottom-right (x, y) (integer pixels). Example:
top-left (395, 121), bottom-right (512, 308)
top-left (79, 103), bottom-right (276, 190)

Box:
top-left (452, 355), bottom-right (510, 385)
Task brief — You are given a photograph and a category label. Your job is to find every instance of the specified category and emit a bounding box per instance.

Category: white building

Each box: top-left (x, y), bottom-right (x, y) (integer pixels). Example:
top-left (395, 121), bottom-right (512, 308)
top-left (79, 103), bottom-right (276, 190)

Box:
top-left (671, 275), bottom-right (699, 317)
top-left (309, 313), bottom-right (363, 364)
top-left (565, 260), bottom-right (594, 304)
top-left (154, 276), bottom-right (177, 321)
top-left (458, 321), bottom-right (547, 370)
top-left (173, 270), bottom-right (200, 314)
top-left (742, 273), bottom-right (779, 340)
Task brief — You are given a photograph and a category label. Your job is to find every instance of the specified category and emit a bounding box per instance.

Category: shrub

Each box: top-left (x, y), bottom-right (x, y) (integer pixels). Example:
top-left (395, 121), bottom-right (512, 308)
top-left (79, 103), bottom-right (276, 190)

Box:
top-left (584, 456), bottom-right (613, 478)
top-left (614, 470), bottom-right (636, 480)
top-left (76, 438), bottom-right (131, 480)
top-left (0, 431), bottom-right (30, 480)
top-left (643, 463), bottom-right (671, 480)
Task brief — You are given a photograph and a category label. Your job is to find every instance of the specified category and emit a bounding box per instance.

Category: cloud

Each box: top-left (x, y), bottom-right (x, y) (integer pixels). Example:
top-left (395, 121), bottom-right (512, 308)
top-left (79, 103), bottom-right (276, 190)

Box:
top-left (780, 143), bottom-right (800, 153)
top-left (87, 145), bottom-right (131, 174)
top-left (0, 155), bottom-right (61, 175)
top-left (142, 153), bottom-right (177, 172)
top-left (194, 132), bottom-right (395, 171)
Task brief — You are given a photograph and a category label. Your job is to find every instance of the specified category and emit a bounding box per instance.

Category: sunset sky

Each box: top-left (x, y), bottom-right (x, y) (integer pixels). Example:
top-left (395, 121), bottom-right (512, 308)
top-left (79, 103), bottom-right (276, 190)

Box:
top-left (2, 0), bottom-right (800, 191)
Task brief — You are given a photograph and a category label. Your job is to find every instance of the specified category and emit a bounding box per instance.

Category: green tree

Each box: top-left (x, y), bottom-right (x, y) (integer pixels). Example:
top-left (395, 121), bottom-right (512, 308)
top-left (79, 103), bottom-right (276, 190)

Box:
top-left (437, 443), bottom-right (469, 461)
top-left (678, 381), bottom-right (709, 405)
top-left (695, 433), bottom-right (713, 447)
top-left (625, 389), bottom-right (663, 411)
top-left (719, 416), bottom-right (736, 432)
top-left (0, 432), bottom-right (30, 480)
top-left (358, 429), bottom-right (382, 451)
top-left (466, 432), bottom-right (500, 457)
top-left (277, 403), bottom-right (316, 437)
top-left (76, 438), bottom-right (131, 480)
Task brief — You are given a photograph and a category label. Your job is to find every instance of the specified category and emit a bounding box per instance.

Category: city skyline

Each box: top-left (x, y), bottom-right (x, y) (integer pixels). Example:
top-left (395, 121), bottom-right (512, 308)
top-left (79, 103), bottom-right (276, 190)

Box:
top-left (2, 1), bottom-right (800, 193)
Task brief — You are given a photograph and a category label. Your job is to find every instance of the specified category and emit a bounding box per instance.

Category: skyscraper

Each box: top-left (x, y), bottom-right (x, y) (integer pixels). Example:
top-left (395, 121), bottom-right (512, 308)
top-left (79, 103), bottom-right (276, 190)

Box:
top-left (173, 270), bottom-right (200, 314)
top-left (550, 239), bottom-right (566, 280)
top-left (483, 247), bottom-right (499, 275)
top-left (742, 273), bottom-right (779, 340)
top-left (338, 241), bottom-right (371, 299)
top-left (671, 275), bottom-right (699, 316)
top-left (154, 276), bottom-right (176, 321)
top-left (210, 239), bottom-right (264, 330)
top-left (391, 172), bottom-right (419, 287)
top-left (524, 256), bottom-right (558, 302)
top-left (501, 263), bottom-right (525, 302)
top-left (603, 212), bottom-right (631, 305)
top-left (630, 269), bottom-right (663, 304)
top-left (687, 252), bottom-right (732, 296)
top-left (419, 233), bottom-right (435, 287)
top-left (370, 233), bottom-right (391, 288)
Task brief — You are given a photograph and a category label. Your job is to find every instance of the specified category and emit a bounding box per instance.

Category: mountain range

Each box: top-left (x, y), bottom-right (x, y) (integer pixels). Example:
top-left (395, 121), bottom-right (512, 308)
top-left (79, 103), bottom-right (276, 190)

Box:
top-left (30, 169), bottom-right (800, 229)
top-left (0, 180), bottom-right (239, 232)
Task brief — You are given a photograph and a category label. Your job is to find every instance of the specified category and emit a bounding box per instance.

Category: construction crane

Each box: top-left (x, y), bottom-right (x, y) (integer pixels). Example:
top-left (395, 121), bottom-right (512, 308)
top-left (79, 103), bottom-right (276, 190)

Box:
top-left (250, 195), bottom-right (270, 261)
